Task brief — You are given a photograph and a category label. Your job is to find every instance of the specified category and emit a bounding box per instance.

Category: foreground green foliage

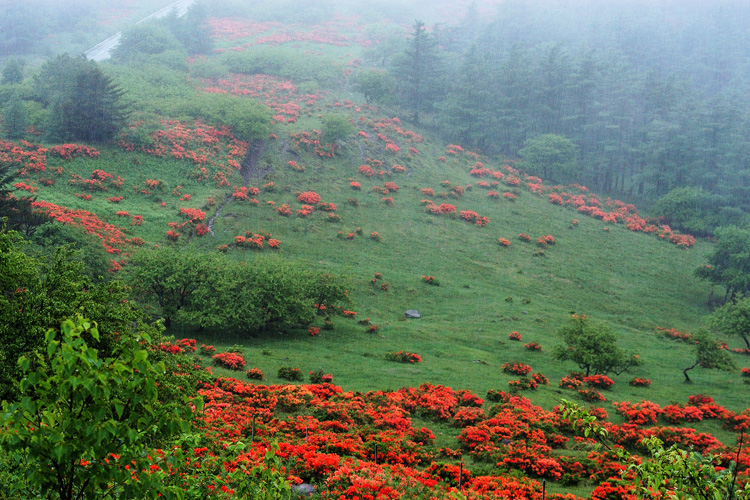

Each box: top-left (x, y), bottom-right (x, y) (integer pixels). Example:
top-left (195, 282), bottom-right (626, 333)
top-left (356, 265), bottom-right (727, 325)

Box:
top-left (0, 316), bottom-right (199, 500)
top-left (0, 225), bottom-right (137, 400)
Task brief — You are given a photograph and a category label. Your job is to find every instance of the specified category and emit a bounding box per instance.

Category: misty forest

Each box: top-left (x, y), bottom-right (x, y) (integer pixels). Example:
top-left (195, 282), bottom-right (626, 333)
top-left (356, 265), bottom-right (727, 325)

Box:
top-left (1, 0), bottom-right (750, 498)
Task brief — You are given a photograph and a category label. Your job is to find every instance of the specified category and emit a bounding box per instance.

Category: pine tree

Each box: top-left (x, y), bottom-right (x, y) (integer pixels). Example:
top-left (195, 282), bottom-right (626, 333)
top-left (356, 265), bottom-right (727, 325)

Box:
top-left (394, 21), bottom-right (444, 124)
top-left (35, 55), bottom-right (127, 143)
top-left (3, 91), bottom-right (28, 140)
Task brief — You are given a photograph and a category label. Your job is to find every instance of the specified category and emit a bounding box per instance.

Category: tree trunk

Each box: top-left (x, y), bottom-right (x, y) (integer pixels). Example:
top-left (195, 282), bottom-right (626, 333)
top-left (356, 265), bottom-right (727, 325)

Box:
top-left (683, 361), bottom-right (699, 383)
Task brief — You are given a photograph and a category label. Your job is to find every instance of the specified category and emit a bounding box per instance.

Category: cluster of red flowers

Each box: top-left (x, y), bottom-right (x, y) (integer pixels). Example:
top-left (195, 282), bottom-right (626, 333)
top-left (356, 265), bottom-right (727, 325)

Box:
top-left (212, 352), bottom-right (247, 371)
top-left (502, 362), bottom-right (533, 376)
top-left (48, 143), bottom-right (100, 160)
top-left (385, 351), bottom-right (422, 363)
top-left (143, 336), bottom-right (750, 498)
top-left (119, 120), bottom-right (247, 187)
top-left (509, 331), bottom-right (522, 341)
top-left (31, 200), bottom-right (135, 255)
top-left (233, 231), bottom-right (280, 251)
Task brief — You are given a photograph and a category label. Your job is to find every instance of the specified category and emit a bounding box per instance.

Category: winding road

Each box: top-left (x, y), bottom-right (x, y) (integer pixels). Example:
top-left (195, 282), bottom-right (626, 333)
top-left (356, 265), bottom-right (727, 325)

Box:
top-left (85, 0), bottom-right (196, 61)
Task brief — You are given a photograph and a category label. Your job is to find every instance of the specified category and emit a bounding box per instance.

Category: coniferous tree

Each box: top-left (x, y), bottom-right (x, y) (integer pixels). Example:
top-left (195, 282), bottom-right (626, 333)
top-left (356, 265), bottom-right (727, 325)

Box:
top-left (34, 54), bottom-right (127, 143)
top-left (1, 57), bottom-right (24, 85)
top-left (3, 91), bottom-right (28, 140)
top-left (394, 21), bottom-right (444, 124)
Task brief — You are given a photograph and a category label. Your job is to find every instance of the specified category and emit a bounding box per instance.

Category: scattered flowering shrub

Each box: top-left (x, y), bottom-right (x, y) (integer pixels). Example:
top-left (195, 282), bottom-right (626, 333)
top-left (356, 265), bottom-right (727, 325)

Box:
top-left (518, 233), bottom-right (532, 242)
top-left (584, 374), bottom-right (614, 390)
top-left (509, 331), bottom-right (522, 341)
top-left (385, 351), bottom-right (422, 363)
top-left (498, 238), bottom-right (511, 247)
top-left (309, 369), bottom-right (333, 384)
top-left (212, 351), bottom-right (246, 371)
top-left (422, 275), bottom-right (440, 286)
top-left (629, 377), bottom-right (652, 387)
top-left (613, 400), bottom-right (662, 425)
top-left (278, 366), bottom-right (303, 381)
top-left (308, 327), bottom-right (320, 337)
top-left (524, 342), bottom-right (542, 351)
top-left (578, 388), bottom-right (605, 402)
top-left (502, 362), bottom-right (532, 376)
top-left (370, 231), bottom-right (381, 241)
top-left (200, 344), bottom-right (216, 355)
top-left (246, 368), bottom-right (264, 380)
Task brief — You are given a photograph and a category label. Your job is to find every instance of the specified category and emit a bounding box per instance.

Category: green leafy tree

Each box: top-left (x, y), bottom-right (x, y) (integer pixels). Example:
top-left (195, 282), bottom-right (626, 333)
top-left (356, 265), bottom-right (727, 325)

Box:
top-left (394, 20), bottom-right (445, 124)
top-left (186, 258), bottom-right (350, 335)
top-left (162, 1), bottom-right (213, 55)
top-left (112, 21), bottom-right (182, 62)
top-left (354, 69), bottom-right (395, 105)
top-left (3, 90), bottom-right (28, 139)
top-left (653, 186), bottom-right (739, 237)
top-left (696, 225), bottom-right (750, 302)
top-left (518, 133), bottom-right (580, 182)
top-left (34, 54), bottom-right (127, 143)
top-left (127, 248), bottom-right (219, 328)
top-left (2, 57), bottom-right (24, 85)
top-left (683, 330), bottom-right (737, 383)
top-left (0, 226), bottom-right (137, 400)
top-left (177, 92), bottom-right (272, 143)
top-left (0, 315), bottom-right (199, 500)
top-left (321, 114), bottom-right (355, 155)
top-left (710, 296), bottom-right (750, 349)
top-left (553, 314), bottom-right (639, 376)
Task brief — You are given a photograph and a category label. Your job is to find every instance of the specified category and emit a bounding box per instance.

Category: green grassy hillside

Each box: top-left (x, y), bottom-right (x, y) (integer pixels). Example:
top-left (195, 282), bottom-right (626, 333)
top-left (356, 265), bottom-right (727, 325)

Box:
top-left (6, 3), bottom-right (748, 422)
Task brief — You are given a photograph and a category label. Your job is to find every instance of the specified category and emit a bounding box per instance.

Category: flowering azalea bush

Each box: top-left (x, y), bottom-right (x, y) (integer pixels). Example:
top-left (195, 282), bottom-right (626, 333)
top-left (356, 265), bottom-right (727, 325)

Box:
top-left (509, 331), bottom-right (522, 341)
top-left (278, 366), bottom-right (303, 381)
top-left (246, 368), bottom-right (264, 380)
top-left (212, 351), bottom-right (246, 371)
top-left (200, 344), bottom-right (216, 355)
top-left (502, 362), bottom-right (532, 376)
top-left (630, 377), bottom-right (652, 387)
top-left (524, 342), bottom-right (542, 351)
top-left (584, 374), bottom-right (614, 390)
top-left (385, 351), bottom-right (422, 363)
top-left (421, 275), bottom-right (440, 286)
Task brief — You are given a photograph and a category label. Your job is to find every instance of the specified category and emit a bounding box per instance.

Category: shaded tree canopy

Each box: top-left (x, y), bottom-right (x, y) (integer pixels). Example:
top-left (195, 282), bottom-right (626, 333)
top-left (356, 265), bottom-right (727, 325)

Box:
top-left (518, 134), bottom-right (580, 182)
top-left (709, 296), bottom-right (750, 350)
top-left (695, 226), bottom-right (750, 301)
top-left (553, 314), bottom-right (639, 376)
top-left (682, 330), bottom-right (736, 383)
top-left (33, 54), bottom-right (128, 143)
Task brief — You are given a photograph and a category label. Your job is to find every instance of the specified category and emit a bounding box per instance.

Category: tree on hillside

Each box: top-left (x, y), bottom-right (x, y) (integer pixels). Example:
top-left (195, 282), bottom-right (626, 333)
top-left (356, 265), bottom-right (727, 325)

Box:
top-left (126, 248), bottom-right (219, 328)
top-left (321, 114), bottom-right (355, 155)
top-left (695, 226), bottom-right (750, 303)
top-left (439, 45), bottom-right (498, 152)
top-left (653, 186), bottom-right (741, 237)
top-left (112, 21), bottom-right (183, 62)
top-left (1, 57), bottom-right (24, 85)
top-left (553, 314), bottom-right (640, 376)
top-left (33, 54), bottom-right (128, 143)
top-left (682, 330), bottom-right (736, 383)
top-left (518, 134), bottom-right (580, 182)
top-left (2, 90), bottom-right (28, 140)
top-left (162, 1), bottom-right (213, 55)
top-left (394, 20), bottom-right (445, 124)
top-left (709, 296), bottom-right (750, 350)
top-left (354, 69), bottom-right (395, 105)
